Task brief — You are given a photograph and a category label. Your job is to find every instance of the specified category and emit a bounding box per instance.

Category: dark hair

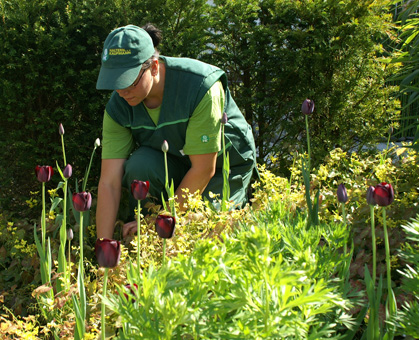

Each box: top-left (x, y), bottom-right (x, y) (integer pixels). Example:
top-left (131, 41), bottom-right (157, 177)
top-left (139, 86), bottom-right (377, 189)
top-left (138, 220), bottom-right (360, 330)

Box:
top-left (141, 23), bottom-right (162, 68)
top-left (142, 23), bottom-right (162, 48)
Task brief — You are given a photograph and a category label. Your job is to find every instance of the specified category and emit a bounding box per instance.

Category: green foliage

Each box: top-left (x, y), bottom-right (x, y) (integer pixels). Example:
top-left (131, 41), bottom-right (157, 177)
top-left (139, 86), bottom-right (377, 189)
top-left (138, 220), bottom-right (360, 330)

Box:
top-left (104, 203), bottom-right (351, 339)
top-left (0, 0), bottom-right (124, 212)
top-left (389, 0), bottom-right (419, 147)
top-left (206, 0), bottom-right (400, 171)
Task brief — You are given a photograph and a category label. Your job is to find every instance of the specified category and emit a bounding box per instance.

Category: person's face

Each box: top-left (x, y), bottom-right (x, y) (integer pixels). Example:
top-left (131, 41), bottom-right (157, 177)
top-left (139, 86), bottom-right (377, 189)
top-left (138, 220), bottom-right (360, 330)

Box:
top-left (116, 66), bottom-right (152, 106)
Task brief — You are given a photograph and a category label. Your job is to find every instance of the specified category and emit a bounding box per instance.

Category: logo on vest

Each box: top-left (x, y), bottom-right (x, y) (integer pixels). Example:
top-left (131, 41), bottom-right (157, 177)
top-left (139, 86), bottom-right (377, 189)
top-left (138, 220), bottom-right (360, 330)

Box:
top-left (201, 135), bottom-right (210, 143)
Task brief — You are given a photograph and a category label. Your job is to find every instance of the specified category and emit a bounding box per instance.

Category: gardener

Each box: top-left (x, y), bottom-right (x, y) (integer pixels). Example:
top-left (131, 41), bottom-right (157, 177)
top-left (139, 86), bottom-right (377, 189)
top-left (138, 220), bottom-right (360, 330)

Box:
top-left (95, 24), bottom-right (257, 239)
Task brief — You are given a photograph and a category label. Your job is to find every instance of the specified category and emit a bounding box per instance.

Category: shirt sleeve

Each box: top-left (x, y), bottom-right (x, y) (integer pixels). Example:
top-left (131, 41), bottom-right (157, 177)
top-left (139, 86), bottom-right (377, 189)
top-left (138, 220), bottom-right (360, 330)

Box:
top-left (183, 80), bottom-right (225, 155)
top-left (102, 110), bottom-right (135, 159)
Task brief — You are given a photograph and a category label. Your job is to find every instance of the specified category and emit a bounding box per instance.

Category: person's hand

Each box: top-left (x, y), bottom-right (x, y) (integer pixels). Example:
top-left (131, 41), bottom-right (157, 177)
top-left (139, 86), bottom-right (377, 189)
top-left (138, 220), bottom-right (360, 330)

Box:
top-left (122, 220), bottom-right (138, 239)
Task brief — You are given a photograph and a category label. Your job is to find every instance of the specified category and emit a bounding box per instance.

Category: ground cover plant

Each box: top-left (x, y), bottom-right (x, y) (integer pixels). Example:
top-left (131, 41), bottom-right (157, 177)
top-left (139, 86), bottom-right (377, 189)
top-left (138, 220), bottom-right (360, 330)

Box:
top-left (1, 103), bottom-right (419, 339)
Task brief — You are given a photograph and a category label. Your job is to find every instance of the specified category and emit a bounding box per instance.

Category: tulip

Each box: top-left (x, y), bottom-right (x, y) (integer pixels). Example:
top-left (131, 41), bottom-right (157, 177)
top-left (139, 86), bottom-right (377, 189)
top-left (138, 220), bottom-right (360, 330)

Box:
top-left (59, 123), bottom-right (65, 135)
top-left (161, 140), bottom-right (169, 153)
top-left (337, 183), bottom-right (348, 203)
top-left (63, 164), bottom-right (72, 179)
top-left (221, 112), bottom-right (228, 124)
top-left (35, 165), bottom-right (54, 182)
top-left (95, 238), bottom-right (121, 268)
top-left (366, 186), bottom-right (376, 206)
top-left (131, 180), bottom-right (150, 201)
top-left (373, 182), bottom-right (394, 207)
top-left (94, 138), bottom-right (101, 148)
top-left (72, 192), bottom-right (92, 212)
top-left (155, 215), bottom-right (176, 239)
top-left (67, 228), bottom-right (74, 241)
top-left (301, 99), bottom-right (315, 115)
top-left (123, 283), bottom-right (139, 302)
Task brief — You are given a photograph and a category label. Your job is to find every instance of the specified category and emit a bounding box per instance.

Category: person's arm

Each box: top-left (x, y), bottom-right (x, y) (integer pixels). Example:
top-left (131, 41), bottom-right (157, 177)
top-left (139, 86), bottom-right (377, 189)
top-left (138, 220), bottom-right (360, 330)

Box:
top-left (175, 152), bottom-right (217, 210)
top-left (96, 158), bottom-right (126, 239)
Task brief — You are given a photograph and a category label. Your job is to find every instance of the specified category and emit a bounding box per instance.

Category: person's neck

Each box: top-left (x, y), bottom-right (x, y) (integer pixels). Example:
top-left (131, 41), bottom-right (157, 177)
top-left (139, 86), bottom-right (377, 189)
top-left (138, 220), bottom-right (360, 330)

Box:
top-left (144, 62), bottom-right (165, 109)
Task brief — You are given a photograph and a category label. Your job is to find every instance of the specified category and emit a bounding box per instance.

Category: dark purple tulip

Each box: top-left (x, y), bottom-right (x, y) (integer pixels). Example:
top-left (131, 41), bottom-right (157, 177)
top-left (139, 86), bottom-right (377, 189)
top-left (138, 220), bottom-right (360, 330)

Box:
top-left (221, 112), bottom-right (228, 124)
top-left (155, 215), bottom-right (176, 239)
top-left (63, 164), bottom-right (72, 179)
top-left (35, 165), bottom-right (54, 182)
top-left (95, 238), bottom-right (121, 268)
top-left (366, 186), bottom-right (376, 206)
top-left (131, 180), bottom-right (150, 201)
top-left (72, 192), bottom-right (92, 212)
top-left (373, 182), bottom-right (394, 207)
top-left (123, 283), bottom-right (138, 302)
top-left (59, 123), bottom-right (65, 135)
top-left (337, 183), bottom-right (348, 203)
top-left (301, 99), bottom-right (315, 115)
top-left (161, 140), bottom-right (169, 153)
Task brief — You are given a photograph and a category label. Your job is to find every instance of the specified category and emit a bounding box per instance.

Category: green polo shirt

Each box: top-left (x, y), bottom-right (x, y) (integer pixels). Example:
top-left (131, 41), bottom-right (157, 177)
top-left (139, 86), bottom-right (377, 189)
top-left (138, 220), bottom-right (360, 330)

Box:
top-left (102, 81), bottom-right (224, 159)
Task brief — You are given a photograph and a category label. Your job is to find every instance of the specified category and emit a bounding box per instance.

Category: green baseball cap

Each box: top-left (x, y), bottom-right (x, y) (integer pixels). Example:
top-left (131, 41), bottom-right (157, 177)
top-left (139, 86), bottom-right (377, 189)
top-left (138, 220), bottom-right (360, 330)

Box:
top-left (96, 25), bottom-right (154, 90)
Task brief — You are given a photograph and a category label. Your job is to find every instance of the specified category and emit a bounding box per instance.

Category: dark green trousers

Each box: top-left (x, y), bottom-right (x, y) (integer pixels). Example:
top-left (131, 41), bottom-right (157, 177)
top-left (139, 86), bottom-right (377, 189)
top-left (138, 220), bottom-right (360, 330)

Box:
top-left (122, 146), bottom-right (254, 216)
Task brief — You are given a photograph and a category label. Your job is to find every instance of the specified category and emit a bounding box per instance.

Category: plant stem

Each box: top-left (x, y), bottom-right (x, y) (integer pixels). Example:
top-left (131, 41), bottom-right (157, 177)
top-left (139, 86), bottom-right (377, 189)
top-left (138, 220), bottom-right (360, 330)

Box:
top-left (80, 212), bottom-right (84, 266)
top-left (163, 239), bottom-right (166, 265)
top-left (305, 115), bottom-right (311, 169)
top-left (82, 145), bottom-right (97, 192)
top-left (61, 134), bottom-right (67, 166)
top-left (101, 268), bottom-right (109, 340)
top-left (341, 203), bottom-right (347, 255)
top-left (137, 200), bottom-right (141, 271)
top-left (382, 207), bottom-right (392, 297)
top-left (68, 239), bottom-right (72, 284)
top-left (42, 182), bottom-right (46, 252)
top-left (370, 205), bottom-right (376, 284)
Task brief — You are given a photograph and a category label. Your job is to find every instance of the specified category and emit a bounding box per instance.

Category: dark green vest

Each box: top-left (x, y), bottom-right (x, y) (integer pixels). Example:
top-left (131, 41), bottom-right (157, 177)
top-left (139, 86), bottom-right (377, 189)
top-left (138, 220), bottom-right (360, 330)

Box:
top-left (106, 56), bottom-right (256, 171)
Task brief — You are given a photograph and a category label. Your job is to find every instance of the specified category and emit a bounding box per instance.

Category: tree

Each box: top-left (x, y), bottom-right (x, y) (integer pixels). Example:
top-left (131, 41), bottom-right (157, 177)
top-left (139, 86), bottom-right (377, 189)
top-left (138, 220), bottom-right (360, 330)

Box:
top-left (208, 0), bottom-right (400, 173)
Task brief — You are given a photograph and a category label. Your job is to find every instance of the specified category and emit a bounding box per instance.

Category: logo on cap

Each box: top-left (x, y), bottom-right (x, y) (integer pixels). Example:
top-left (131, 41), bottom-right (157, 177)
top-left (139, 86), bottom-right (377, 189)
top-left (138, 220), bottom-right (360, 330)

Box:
top-left (102, 49), bottom-right (109, 62)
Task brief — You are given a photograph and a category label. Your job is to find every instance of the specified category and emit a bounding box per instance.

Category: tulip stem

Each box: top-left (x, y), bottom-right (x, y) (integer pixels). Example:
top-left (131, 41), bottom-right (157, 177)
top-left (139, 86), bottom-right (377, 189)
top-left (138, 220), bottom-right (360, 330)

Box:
top-left (80, 212), bottom-right (84, 266)
top-left (382, 207), bottom-right (392, 297)
top-left (137, 200), bottom-right (141, 271)
top-left (341, 202), bottom-right (347, 255)
top-left (305, 115), bottom-right (311, 169)
top-left (82, 145), bottom-right (97, 192)
top-left (41, 182), bottom-right (46, 252)
top-left (68, 238), bottom-right (72, 284)
top-left (163, 239), bottom-right (166, 265)
top-left (61, 134), bottom-right (67, 166)
top-left (370, 205), bottom-right (376, 284)
top-left (101, 267), bottom-right (109, 340)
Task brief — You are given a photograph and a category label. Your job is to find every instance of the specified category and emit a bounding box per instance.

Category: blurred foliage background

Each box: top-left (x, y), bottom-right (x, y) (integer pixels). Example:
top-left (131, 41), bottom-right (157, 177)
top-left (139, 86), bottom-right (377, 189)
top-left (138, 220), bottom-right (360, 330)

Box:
top-left (0, 0), bottom-right (414, 213)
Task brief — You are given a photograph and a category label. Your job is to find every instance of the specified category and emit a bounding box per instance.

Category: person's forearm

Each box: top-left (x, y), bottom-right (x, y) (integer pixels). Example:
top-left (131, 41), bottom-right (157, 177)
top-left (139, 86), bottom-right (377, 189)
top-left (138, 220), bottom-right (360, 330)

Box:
top-left (175, 166), bottom-right (214, 210)
top-left (96, 181), bottom-right (122, 239)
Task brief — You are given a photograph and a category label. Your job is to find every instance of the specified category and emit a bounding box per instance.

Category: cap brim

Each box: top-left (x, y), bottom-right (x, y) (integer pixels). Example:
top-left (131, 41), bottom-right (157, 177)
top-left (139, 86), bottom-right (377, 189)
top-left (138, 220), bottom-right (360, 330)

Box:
top-left (96, 65), bottom-right (142, 90)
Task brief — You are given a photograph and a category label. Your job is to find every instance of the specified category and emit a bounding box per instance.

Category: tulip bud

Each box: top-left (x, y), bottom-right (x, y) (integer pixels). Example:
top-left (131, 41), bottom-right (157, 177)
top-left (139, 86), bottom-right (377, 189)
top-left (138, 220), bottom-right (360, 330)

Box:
top-left (131, 180), bottom-right (150, 201)
top-left (63, 164), bottom-right (72, 179)
top-left (95, 238), bottom-right (121, 268)
top-left (123, 283), bottom-right (138, 302)
top-left (155, 215), bottom-right (176, 239)
top-left (161, 140), bottom-right (169, 153)
top-left (373, 182), bottom-right (394, 207)
top-left (301, 99), bottom-right (315, 115)
top-left (72, 192), bottom-right (92, 212)
top-left (59, 123), bottom-right (65, 135)
top-left (67, 228), bottom-right (74, 241)
top-left (337, 183), bottom-right (348, 203)
top-left (94, 138), bottom-right (101, 148)
top-left (366, 186), bottom-right (376, 206)
top-left (221, 112), bottom-right (228, 125)
top-left (35, 165), bottom-right (54, 182)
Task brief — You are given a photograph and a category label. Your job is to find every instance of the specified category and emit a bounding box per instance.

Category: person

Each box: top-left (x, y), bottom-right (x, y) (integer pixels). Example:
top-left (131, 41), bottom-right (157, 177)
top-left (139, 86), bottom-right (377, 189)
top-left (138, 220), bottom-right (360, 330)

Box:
top-left (95, 24), bottom-right (257, 240)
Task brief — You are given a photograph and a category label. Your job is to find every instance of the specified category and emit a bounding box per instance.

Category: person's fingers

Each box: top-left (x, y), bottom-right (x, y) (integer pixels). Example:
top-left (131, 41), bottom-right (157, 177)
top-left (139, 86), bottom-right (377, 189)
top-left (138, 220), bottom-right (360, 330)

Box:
top-left (122, 221), bottom-right (137, 238)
